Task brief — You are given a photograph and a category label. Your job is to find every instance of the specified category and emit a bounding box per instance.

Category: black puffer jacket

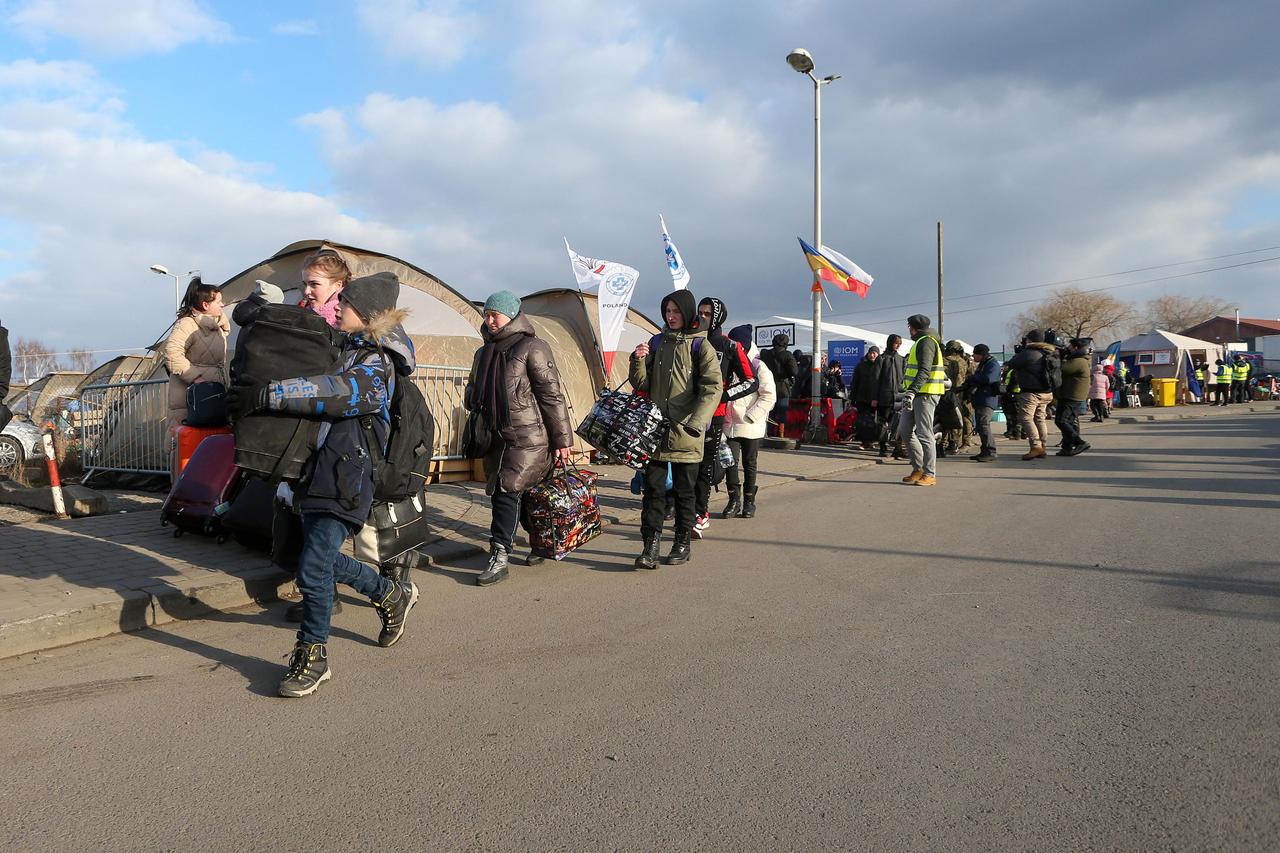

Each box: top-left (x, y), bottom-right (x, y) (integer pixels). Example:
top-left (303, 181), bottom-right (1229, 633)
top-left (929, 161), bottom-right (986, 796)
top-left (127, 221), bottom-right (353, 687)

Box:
top-left (1007, 342), bottom-right (1061, 394)
top-left (759, 344), bottom-right (798, 396)
top-left (466, 313), bottom-right (573, 495)
top-left (850, 354), bottom-right (881, 405)
top-left (877, 349), bottom-right (905, 407)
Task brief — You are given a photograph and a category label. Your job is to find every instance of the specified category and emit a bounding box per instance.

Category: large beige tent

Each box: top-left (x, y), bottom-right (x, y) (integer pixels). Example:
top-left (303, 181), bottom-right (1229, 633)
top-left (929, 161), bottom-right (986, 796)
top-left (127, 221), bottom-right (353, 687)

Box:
top-left (518, 289), bottom-right (661, 447)
top-left (217, 239), bottom-right (484, 369)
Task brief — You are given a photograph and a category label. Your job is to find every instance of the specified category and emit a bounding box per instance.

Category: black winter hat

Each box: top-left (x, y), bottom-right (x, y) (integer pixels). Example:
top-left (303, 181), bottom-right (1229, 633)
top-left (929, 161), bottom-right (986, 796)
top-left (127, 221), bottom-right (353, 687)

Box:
top-left (906, 313), bottom-right (931, 331)
top-left (727, 324), bottom-right (753, 348)
top-left (1025, 329), bottom-right (1045, 343)
top-left (341, 271), bottom-right (399, 319)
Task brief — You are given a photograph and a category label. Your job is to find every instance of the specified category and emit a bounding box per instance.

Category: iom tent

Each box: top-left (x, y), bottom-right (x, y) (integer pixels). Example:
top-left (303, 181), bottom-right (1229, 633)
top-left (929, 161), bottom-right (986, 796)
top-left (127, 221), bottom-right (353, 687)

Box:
top-left (1118, 329), bottom-right (1227, 379)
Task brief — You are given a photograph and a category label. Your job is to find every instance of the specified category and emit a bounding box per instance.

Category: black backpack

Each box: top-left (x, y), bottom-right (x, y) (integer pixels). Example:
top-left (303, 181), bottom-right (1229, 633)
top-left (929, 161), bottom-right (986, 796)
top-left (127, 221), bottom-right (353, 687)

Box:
top-left (371, 372), bottom-right (436, 502)
top-left (1040, 351), bottom-right (1062, 394)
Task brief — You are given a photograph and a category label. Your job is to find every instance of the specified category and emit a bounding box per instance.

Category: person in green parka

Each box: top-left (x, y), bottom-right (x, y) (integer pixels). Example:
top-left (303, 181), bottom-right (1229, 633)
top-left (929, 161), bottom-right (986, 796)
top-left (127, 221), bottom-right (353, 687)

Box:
top-left (628, 289), bottom-right (721, 569)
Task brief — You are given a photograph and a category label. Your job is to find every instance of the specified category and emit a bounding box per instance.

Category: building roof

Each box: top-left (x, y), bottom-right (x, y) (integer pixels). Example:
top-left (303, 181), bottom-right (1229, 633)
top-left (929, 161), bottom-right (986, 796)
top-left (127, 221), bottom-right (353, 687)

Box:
top-left (1181, 315), bottom-right (1280, 336)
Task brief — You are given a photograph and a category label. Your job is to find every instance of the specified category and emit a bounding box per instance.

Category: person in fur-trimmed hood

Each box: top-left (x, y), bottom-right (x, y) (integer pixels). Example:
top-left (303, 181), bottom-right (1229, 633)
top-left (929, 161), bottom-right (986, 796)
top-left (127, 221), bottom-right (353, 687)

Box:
top-left (228, 271), bottom-right (419, 698)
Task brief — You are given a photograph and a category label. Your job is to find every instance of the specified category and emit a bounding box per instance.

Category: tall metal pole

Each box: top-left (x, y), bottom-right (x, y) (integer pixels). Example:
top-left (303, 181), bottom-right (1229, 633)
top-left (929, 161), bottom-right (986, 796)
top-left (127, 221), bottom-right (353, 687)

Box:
top-left (936, 221), bottom-right (944, 340)
top-left (810, 73), bottom-right (823, 425)
top-left (173, 274), bottom-right (181, 314)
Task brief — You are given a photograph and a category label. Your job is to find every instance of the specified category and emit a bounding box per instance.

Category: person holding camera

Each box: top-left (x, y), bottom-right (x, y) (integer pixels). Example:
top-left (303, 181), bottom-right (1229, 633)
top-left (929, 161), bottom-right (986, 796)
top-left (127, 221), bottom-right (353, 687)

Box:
top-left (1006, 330), bottom-right (1061, 460)
top-left (1055, 339), bottom-right (1092, 456)
top-left (629, 290), bottom-right (721, 568)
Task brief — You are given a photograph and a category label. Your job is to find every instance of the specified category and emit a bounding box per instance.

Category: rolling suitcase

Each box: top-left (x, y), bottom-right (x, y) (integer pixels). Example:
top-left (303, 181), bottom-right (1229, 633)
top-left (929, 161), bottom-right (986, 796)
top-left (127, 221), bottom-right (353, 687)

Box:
top-left (161, 433), bottom-right (240, 540)
top-left (172, 423), bottom-right (233, 480)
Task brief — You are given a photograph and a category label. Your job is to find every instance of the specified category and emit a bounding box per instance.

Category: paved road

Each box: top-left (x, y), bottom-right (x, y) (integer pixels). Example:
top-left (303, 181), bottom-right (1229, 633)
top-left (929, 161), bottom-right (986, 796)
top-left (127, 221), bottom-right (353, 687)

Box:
top-left (2, 413), bottom-right (1277, 850)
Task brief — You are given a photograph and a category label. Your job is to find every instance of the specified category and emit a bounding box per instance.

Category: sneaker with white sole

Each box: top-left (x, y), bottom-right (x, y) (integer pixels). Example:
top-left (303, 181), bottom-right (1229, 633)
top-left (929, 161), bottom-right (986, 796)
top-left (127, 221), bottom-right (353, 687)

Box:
top-left (374, 581), bottom-right (419, 648)
top-left (278, 642), bottom-right (331, 698)
top-left (692, 513), bottom-right (710, 540)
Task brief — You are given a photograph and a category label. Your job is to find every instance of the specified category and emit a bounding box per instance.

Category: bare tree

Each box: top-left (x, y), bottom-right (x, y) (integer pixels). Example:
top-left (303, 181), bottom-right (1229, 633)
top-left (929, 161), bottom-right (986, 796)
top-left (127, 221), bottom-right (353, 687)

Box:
top-left (11, 338), bottom-right (59, 382)
top-left (65, 348), bottom-right (96, 373)
top-left (1135, 294), bottom-right (1231, 335)
top-left (1007, 287), bottom-right (1134, 343)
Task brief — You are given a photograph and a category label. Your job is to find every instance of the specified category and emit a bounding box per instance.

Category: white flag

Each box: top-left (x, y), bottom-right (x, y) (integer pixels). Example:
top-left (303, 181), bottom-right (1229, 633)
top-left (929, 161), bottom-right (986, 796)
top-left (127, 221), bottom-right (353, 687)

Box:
top-left (564, 238), bottom-right (639, 376)
top-left (660, 213), bottom-right (690, 290)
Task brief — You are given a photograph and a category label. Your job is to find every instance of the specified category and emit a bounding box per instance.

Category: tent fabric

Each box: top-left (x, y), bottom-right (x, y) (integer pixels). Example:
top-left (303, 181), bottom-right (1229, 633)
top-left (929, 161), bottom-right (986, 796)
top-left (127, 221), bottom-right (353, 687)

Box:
top-left (517, 289), bottom-right (660, 453)
top-left (5, 371), bottom-right (85, 421)
top-left (75, 355), bottom-right (156, 394)
top-left (215, 240), bottom-right (484, 369)
top-left (1118, 329), bottom-right (1227, 379)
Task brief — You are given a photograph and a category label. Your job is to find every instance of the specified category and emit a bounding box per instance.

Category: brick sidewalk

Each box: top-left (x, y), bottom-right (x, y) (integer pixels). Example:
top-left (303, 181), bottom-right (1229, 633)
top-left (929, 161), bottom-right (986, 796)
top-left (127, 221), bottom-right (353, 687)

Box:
top-left (3, 400), bottom-right (1275, 660)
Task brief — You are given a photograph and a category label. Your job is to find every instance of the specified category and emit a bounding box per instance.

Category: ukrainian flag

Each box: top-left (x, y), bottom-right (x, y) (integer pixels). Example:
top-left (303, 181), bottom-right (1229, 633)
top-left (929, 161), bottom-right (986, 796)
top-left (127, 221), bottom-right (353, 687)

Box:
top-left (798, 238), bottom-right (873, 298)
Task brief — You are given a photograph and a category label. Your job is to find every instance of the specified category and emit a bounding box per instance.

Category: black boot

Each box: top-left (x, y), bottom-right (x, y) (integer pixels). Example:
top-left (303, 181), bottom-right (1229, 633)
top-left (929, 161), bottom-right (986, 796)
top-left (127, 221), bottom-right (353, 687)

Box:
top-left (477, 544), bottom-right (509, 586)
top-left (663, 495), bottom-right (675, 520)
top-left (664, 530), bottom-right (691, 565)
top-left (720, 488), bottom-right (741, 519)
top-left (740, 487), bottom-right (758, 518)
top-left (634, 531), bottom-right (661, 570)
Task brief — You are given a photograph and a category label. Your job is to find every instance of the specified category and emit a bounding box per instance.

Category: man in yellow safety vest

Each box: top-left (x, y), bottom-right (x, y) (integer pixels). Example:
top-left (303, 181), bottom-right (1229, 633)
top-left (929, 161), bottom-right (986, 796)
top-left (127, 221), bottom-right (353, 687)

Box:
top-left (897, 314), bottom-right (946, 486)
top-left (1232, 356), bottom-right (1251, 404)
top-left (1214, 359), bottom-right (1233, 406)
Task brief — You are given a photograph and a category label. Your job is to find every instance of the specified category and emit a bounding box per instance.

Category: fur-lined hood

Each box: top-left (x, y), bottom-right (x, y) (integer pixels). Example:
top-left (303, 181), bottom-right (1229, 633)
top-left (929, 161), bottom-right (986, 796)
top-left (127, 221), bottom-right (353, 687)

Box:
top-left (349, 307), bottom-right (416, 376)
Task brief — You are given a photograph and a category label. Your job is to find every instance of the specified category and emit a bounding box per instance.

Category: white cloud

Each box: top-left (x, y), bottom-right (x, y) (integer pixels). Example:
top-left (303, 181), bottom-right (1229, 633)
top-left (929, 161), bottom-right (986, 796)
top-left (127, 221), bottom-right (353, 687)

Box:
top-left (0, 77), bottom-right (410, 350)
top-left (9, 0), bottom-right (232, 56)
top-left (0, 59), bottom-right (102, 92)
top-left (272, 19), bottom-right (319, 37)
top-left (355, 0), bottom-right (478, 68)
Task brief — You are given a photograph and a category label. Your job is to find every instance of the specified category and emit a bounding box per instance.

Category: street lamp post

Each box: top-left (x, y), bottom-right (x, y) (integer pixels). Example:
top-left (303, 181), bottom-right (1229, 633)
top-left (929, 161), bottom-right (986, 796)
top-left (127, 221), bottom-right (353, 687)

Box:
top-left (786, 48), bottom-right (840, 442)
top-left (150, 264), bottom-right (200, 314)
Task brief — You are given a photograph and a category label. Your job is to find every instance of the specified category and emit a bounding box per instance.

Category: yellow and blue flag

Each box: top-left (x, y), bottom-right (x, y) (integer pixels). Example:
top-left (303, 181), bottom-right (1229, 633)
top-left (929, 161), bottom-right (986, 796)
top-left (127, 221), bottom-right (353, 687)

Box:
top-left (798, 238), bottom-right (873, 298)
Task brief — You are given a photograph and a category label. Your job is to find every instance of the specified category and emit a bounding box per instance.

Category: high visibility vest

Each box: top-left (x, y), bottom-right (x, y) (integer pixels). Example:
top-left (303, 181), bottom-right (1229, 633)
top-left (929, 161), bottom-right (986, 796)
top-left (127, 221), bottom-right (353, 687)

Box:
top-left (1218, 364), bottom-right (1233, 383)
top-left (1233, 363), bottom-right (1248, 382)
top-left (1194, 368), bottom-right (1205, 381)
top-left (902, 335), bottom-right (946, 395)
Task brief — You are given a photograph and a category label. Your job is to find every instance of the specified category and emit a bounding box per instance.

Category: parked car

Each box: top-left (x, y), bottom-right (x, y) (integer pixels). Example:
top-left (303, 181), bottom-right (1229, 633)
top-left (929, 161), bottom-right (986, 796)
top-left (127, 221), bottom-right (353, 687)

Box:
top-left (0, 418), bottom-right (42, 475)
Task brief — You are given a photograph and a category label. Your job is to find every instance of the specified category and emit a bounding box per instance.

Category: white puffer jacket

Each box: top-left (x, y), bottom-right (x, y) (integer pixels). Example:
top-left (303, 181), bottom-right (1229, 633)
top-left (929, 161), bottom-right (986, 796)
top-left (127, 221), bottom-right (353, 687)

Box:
top-left (725, 344), bottom-right (777, 440)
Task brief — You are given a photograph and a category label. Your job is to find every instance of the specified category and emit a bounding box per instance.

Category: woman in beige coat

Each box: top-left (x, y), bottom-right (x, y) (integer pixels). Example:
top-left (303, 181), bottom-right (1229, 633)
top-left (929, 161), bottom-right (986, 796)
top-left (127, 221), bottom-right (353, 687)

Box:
top-left (163, 277), bottom-right (229, 428)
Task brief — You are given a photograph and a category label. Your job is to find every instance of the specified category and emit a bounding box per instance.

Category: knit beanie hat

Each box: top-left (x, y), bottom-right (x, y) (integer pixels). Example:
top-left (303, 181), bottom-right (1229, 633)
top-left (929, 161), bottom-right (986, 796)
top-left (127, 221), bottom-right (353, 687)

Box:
top-left (1026, 329), bottom-right (1045, 343)
top-left (906, 313), bottom-right (931, 331)
top-left (341, 271), bottom-right (400, 320)
top-left (727, 324), bottom-right (753, 348)
top-left (483, 290), bottom-right (522, 319)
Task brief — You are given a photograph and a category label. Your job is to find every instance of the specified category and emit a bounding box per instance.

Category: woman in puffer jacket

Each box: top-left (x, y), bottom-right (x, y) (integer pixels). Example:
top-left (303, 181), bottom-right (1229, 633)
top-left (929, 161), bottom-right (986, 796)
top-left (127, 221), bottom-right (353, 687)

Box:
top-left (163, 277), bottom-right (229, 429)
top-left (721, 325), bottom-right (777, 519)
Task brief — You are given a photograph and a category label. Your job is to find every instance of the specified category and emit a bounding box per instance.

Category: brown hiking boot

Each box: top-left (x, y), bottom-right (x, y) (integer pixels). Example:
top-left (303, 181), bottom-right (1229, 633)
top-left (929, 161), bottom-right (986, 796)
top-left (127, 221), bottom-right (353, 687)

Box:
top-left (1021, 447), bottom-right (1046, 460)
top-left (902, 469), bottom-right (923, 483)
top-left (914, 475), bottom-right (937, 486)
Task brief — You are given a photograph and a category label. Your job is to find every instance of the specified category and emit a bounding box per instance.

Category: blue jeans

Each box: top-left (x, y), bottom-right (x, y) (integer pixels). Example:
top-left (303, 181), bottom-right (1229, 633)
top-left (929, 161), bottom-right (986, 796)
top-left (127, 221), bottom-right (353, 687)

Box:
top-left (297, 512), bottom-right (391, 645)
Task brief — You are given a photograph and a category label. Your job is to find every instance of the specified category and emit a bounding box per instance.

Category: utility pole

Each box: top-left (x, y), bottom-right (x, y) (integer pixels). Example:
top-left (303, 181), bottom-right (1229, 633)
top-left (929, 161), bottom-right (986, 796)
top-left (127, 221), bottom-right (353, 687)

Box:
top-left (936, 221), bottom-right (945, 340)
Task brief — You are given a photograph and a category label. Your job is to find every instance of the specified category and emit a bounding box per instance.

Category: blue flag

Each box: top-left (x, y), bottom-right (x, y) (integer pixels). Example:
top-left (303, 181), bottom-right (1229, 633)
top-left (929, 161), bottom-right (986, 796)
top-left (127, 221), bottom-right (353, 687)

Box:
top-left (1185, 351), bottom-right (1202, 399)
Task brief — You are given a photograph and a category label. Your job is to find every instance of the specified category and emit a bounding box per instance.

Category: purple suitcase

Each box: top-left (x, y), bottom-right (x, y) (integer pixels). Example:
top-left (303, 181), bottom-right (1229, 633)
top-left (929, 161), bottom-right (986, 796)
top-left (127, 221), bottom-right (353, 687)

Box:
top-left (160, 433), bottom-right (241, 541)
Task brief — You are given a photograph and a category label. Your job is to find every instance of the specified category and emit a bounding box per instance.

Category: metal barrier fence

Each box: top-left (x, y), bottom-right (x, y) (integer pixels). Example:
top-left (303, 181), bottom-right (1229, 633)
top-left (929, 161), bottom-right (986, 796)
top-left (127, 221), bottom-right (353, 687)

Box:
top-left (411, 364), bottom-right (470, 460)
top-left (74, 366), bottom-right (473, 479)
top-left (78, 378), bottom-right (170, 478)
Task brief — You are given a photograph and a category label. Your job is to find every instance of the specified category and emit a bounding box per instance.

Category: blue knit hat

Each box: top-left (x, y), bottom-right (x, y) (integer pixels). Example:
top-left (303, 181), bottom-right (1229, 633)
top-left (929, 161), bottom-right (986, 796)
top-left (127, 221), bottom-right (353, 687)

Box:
top-left (483, 290), bottom-right (521, 319)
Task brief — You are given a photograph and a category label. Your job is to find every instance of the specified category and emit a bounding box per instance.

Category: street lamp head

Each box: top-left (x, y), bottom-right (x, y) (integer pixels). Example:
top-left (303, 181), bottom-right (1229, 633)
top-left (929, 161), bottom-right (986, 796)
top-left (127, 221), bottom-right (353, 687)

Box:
top-left (149, 264), bottom-right (169, 275)
top-left (786, 48), bottom-right (815, 74)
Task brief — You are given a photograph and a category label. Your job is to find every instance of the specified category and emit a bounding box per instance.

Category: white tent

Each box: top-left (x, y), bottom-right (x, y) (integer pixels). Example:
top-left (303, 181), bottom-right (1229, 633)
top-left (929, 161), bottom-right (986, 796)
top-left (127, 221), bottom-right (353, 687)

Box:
top-left (1118, 329), bottom-right (1227, 379)
top-left (774, 317), bottom-right (973, 355)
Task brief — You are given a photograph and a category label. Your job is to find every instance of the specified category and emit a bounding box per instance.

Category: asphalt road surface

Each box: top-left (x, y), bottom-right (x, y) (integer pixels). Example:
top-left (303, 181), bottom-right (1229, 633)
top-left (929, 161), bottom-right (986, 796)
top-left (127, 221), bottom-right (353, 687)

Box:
top-left (2, 412), bottom-right (1277, 850)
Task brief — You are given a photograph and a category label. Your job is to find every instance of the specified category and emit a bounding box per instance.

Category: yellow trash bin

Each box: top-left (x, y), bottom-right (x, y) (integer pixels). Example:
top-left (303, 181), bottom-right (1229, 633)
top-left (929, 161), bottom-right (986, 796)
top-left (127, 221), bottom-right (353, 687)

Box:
top-left (1152, 377), bottom-right (1179, 406)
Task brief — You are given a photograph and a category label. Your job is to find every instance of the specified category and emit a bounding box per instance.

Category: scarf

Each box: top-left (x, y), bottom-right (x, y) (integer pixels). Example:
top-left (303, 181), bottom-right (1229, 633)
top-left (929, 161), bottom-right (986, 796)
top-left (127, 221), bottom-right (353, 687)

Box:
top-left (474, 330), bottom-right (524, 426)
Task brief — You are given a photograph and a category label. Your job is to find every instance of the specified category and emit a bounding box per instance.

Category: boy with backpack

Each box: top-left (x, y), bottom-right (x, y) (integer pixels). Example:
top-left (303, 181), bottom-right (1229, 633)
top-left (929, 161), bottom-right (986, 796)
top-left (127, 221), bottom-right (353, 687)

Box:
top-left (228, 272), bottom-right (419, 698)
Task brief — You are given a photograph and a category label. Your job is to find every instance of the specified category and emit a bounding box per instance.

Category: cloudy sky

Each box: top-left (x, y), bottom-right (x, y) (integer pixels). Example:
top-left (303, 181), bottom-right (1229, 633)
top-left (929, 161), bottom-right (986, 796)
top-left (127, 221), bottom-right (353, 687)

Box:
top-left (2, 0), bottom-right (1279, 365)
